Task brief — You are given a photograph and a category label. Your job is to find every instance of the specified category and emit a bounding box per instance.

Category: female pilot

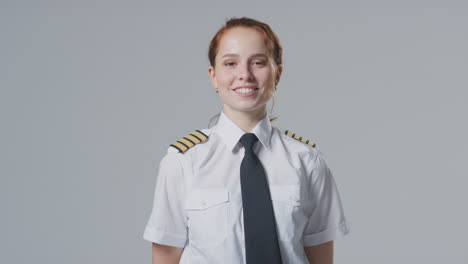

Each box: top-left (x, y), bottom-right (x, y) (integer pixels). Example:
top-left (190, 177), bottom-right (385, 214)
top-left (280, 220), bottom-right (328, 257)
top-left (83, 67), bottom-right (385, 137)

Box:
top-left (143, 17), bottom-right (351, 264)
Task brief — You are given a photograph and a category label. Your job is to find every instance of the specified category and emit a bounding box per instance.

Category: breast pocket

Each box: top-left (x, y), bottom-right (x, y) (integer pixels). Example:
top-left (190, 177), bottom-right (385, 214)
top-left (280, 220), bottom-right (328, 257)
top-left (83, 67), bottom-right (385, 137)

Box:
top-left (185, 187), bottom-right (229, 248)
top-left (270, 185), bottom-right (308, 242)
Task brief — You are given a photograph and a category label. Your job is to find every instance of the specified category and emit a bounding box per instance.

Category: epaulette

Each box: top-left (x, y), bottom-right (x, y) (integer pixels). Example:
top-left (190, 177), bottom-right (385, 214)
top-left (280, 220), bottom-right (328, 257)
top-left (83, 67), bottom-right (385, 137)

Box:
top-left (169, 130), bottom-right (209, 153)
top-left (284, 130), bottom-right (316, 148)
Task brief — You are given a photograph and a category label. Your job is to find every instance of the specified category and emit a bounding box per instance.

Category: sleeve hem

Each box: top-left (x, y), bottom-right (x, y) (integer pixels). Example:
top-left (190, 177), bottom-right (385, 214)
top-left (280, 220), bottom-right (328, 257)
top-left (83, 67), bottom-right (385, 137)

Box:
top-left (302, 220), bottom-right (351, 247)
top-left (143, 226), bottom-right (187, 248)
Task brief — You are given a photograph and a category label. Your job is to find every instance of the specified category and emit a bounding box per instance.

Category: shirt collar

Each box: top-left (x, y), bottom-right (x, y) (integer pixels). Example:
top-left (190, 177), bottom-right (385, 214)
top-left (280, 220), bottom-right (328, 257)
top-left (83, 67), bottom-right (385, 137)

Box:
top-left (213, 110), bottom-right (273, 152)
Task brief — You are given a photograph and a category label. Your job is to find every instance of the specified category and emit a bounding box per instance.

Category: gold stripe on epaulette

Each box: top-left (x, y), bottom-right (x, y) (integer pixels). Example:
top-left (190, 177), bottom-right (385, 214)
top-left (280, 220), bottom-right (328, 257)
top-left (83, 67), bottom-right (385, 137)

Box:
top-left (284, 130), bottom-right (316, 148)
top-left (170, 130), bottom-right (209, 153)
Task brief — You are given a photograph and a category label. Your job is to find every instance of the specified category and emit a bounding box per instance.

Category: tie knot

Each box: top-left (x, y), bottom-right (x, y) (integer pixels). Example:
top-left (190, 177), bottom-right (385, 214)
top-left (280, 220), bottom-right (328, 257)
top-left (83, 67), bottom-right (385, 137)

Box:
top-left (240, 133), bottom-right (259, 151)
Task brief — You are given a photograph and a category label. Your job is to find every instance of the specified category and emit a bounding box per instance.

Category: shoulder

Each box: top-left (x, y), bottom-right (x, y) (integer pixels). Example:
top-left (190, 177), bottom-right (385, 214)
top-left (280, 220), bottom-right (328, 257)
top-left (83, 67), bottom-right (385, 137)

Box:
top-left (282, 129), bottom-right (316, 148)
top-left (276, 127), bottom-right (317, 149)
top-left (275, 126), bottom-right (321, 159)
top-left (275, 127), bottom-right (331, 175)
top-left (166, 128), bottom-right (213, 154)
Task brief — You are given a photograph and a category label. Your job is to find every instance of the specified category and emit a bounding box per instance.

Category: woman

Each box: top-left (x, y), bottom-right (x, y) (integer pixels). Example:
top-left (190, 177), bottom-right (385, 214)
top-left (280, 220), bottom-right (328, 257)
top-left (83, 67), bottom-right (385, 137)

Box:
top-left (143, 17), bottom-right (351, 264)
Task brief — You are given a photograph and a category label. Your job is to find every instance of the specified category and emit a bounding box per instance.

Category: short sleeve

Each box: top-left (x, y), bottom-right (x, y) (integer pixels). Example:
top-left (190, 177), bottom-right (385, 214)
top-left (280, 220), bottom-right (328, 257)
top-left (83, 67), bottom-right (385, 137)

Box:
top-left (143, 151), bottom-right (188, 247)
top-left (302, 149), bottom-right (351, 246)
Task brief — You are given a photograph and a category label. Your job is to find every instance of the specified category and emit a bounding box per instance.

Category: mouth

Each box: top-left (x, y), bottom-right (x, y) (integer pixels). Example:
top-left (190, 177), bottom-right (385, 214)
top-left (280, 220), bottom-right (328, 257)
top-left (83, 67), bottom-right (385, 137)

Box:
top-left (233, 86), bottom-right (259, 94)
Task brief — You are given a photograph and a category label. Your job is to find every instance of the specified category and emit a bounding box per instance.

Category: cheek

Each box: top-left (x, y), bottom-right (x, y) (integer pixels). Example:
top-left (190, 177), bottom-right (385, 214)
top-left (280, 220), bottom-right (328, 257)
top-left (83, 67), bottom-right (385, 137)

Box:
top-left (216, 70), bottom-right (234, 85)
top-left (257, 70), bottom-right (274, 85)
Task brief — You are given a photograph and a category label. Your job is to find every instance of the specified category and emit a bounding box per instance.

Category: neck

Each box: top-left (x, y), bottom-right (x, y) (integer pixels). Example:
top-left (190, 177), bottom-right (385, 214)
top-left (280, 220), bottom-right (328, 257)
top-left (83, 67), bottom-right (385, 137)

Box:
top-left (223, 105), bottom-right (267, 133)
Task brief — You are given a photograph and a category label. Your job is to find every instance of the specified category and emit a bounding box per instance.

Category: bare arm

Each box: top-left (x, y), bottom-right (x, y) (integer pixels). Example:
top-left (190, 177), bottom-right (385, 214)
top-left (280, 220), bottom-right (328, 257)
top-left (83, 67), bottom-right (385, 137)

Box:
top-left (304, 240), bottom-right (334, 264)
top-left (152, 243), bottom-right (184, 264)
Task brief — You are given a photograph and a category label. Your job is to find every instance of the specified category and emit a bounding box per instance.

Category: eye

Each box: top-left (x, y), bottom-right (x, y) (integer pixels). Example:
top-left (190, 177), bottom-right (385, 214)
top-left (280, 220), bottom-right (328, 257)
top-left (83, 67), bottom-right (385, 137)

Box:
top-left (224, 62), bottom-right (236, 66)
top-left (253, 60), bottom-right (267, 66)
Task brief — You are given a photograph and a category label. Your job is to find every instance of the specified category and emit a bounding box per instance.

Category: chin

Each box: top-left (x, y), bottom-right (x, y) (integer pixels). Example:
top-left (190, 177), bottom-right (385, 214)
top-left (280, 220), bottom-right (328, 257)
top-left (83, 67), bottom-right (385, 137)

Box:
top-left (235, 105), bottom-right (265, 113)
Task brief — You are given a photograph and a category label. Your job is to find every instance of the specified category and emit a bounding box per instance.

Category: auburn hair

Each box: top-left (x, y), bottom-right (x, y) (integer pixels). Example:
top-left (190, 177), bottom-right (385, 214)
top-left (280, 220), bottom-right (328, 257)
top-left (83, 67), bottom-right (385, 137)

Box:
top-left (208, 17), bottom-right (282, 71)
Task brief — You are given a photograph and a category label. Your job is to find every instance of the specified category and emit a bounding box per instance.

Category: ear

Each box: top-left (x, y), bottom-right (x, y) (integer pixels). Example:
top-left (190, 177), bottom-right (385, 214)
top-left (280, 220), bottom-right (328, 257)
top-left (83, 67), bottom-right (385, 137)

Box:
top-left (275, 64), bottom-right (283, 85)
top-left (208, 66), bottom-right (217, 90)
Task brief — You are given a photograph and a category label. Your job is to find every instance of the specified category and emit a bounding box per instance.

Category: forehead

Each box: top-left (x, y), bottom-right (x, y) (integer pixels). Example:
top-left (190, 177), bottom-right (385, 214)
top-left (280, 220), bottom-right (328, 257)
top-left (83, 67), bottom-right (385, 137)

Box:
top-left (217, 27), bottom-right (267, 56)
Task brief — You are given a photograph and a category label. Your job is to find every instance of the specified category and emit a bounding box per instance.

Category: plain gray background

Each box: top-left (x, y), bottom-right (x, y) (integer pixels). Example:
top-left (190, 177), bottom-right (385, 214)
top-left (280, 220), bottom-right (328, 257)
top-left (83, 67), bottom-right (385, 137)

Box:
top-left (1, 1), bottom-right (467, 263)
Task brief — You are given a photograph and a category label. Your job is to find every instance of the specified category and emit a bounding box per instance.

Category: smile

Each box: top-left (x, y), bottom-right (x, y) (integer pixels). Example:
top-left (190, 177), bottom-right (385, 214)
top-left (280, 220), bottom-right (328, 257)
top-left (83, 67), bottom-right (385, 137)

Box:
top-left (235, 87), bottom-right (259, 94)
top-left (234, 87), bottom-right (259, 97)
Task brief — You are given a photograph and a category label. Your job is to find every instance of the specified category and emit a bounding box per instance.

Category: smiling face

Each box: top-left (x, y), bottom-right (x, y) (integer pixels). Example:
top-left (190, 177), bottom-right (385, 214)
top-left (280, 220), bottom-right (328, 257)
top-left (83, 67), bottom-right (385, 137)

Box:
top-left (208, 27), bottom-right (281, 116)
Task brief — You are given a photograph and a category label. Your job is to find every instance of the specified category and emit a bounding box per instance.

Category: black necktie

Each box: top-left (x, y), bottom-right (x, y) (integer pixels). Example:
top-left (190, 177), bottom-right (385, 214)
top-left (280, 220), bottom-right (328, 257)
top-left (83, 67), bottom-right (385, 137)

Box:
top-left (239, 133), bottom-right (282, 264)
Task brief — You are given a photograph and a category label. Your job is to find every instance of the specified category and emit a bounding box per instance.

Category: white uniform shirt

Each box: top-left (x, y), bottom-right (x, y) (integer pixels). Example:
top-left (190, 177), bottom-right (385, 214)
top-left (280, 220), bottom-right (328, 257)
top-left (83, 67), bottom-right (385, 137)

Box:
top-left (143, 110), bottom-right (351, 263)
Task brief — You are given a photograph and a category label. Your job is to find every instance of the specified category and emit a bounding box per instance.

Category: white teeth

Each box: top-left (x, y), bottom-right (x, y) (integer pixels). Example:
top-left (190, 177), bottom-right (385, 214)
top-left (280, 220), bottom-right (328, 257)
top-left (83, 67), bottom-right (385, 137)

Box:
top-left (235, 88), bottom-right (256, 94)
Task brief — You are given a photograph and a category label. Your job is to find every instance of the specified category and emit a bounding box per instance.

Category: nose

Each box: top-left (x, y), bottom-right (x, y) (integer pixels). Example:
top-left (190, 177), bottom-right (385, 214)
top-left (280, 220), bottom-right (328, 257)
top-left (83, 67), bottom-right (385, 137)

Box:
top-left (238, 62), bottom-right (254, 81)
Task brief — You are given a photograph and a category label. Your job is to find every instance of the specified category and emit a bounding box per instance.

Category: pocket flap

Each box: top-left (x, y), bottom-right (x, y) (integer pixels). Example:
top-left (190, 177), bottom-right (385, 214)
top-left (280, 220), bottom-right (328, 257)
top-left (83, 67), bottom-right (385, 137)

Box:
top-left (269, 185), bottom-right (301, 206)
top-left (185, 188), bottom-right (229, 210)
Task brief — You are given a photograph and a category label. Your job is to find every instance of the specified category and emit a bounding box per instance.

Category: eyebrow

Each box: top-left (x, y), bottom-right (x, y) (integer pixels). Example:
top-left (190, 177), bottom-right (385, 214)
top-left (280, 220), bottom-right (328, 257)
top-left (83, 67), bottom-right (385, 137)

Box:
top-left (221, 53), bottom-right (268, 59)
